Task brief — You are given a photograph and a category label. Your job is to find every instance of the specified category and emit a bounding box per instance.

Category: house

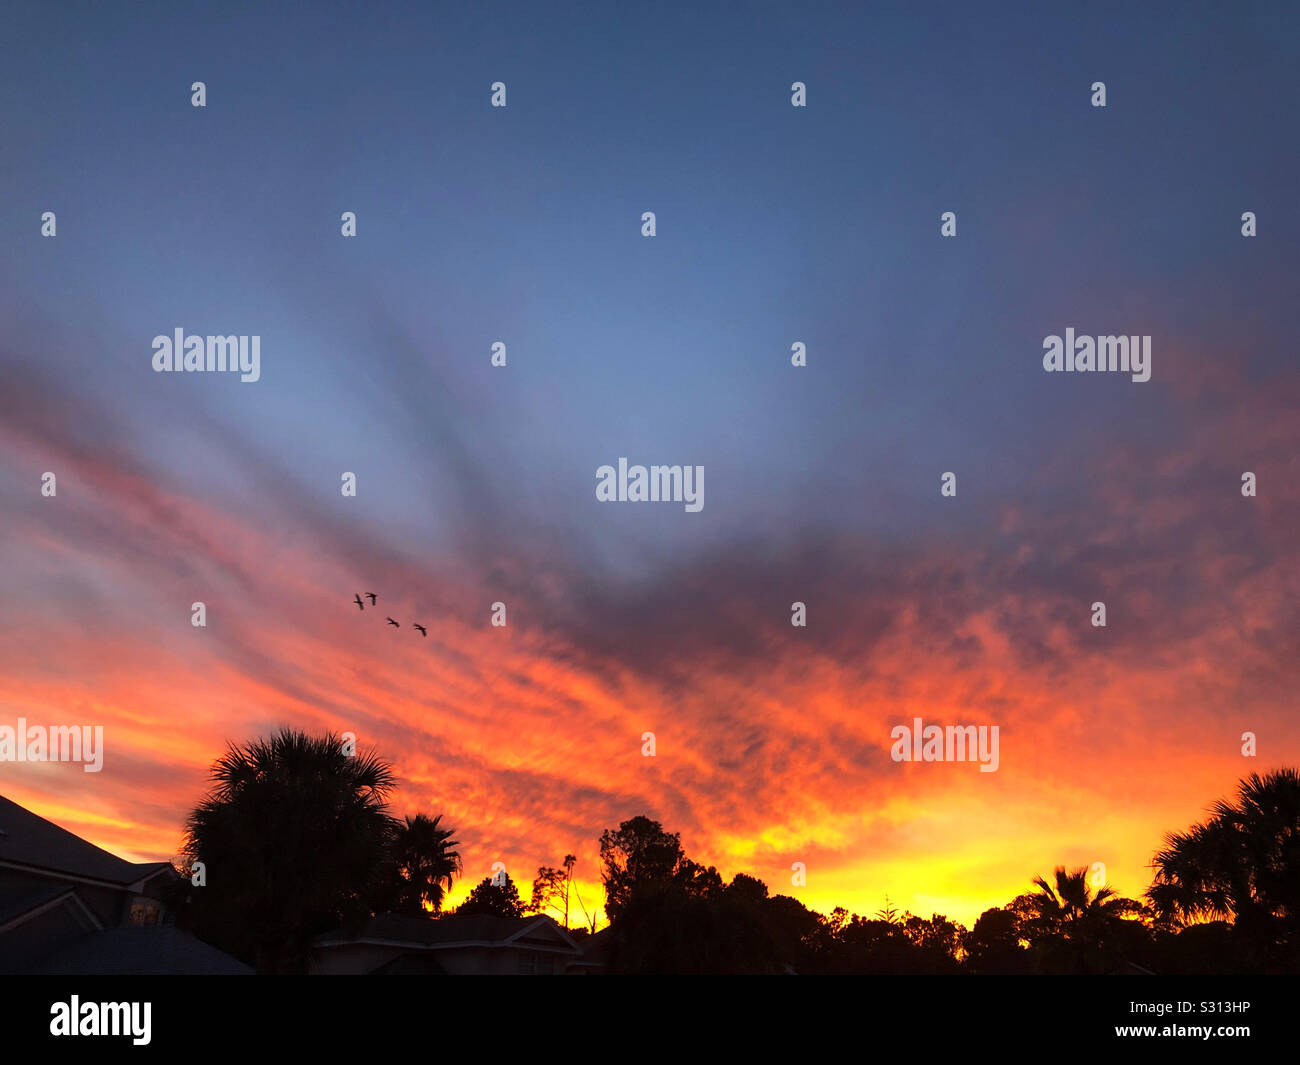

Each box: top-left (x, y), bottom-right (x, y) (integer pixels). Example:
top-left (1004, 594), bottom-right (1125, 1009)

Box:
top-left (0, 793), bottom-right (251, 975)
top-left (312, 912), bottom-right (607, 974)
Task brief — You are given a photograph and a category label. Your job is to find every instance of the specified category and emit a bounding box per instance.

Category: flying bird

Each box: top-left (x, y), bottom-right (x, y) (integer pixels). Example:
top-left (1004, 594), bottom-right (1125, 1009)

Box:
top-left (353, 594), bottom-right (365, 610)
top-left (365, 593), bottom-right (378, 605)
top-left (386, 617), bottom-right (400, 627)
top-left (413, 624), bottom-right (427, 636)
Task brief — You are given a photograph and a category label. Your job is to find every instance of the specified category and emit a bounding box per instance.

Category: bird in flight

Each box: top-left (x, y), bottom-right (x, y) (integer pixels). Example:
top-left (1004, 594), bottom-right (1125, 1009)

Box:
top-left (365, 593), bottom-right (378, 605)
top-left (413, 624), bottom-right (427, 636)
top-left (353, 594), bottom-right (365, 610)
top-left (386, 617), bottom-right (400, 627)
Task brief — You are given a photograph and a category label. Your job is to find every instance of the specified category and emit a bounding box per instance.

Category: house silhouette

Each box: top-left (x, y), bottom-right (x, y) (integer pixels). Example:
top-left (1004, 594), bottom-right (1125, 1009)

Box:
top-left (0, 794), bottom-right (251, 974)
top-left (312, 911), bottom-right (608, 974)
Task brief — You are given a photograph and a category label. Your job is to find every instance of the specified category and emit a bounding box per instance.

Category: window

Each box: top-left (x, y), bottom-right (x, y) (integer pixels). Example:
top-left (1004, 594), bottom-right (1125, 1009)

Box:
top-left (128, 898), bottom-right (161, 926)
top-left (518, 950), bottom-right (555, 975)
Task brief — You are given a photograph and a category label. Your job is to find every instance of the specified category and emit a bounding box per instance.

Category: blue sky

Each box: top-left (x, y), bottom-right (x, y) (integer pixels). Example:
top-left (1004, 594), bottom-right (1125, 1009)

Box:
top-left (5, 1), bottom-right (1294, 572)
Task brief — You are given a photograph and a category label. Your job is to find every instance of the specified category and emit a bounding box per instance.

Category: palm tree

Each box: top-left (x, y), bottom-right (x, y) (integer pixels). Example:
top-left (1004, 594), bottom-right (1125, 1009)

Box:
top-left (562, 853), bottom-right (576, 929)
top-left (1024, 866), bottom-right (1143, 972)
top-left (178, 728), bottom-right (397, 973)
top-left (1149, 768), bottom-right (1300, 969)
top-left (389, 813), bottom-right (462, 915)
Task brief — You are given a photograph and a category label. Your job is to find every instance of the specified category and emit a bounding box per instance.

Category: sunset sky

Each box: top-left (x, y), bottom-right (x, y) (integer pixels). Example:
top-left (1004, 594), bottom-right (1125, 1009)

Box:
top-left (1, 2), bottom-right (1297, 928)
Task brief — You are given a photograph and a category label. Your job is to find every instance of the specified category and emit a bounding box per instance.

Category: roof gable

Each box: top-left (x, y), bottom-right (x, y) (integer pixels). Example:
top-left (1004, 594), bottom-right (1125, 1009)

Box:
top-left (506, 918), bottom-right (582, 952)
top-left (0, 883), bottom-right (102, 935)
top-left (0, 794), bottom-right (172, 887)
top-left (316, 912), bottom-right (583, 954)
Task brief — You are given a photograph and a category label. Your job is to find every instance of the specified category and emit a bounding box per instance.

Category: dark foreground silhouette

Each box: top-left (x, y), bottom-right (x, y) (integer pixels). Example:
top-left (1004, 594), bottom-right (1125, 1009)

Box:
top-left (155, 729), bottom-right (1300, 974)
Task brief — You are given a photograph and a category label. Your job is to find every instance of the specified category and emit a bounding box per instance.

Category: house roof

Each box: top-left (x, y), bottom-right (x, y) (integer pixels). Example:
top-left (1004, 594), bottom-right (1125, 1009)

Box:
top-left (0, 882), bottom-right (101, 934)
top-left (0, 881), bottom-right (78, 926)
top-left (369, 952), bottom-right (450, 975)
top-left (0, 794), bottom-right (173, 888)
top-left (31, 926), bottom-right (254, 975)
top-left (316, 912), bottom-right (583, 954)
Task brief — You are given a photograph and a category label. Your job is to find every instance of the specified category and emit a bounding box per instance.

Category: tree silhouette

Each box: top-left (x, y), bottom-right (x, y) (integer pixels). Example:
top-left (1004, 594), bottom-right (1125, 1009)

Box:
top-left (763, 893), bottom-right (826, 971)
top-left (598, 816), bottom-right (688, 921)
top-left (608, 879), bottom-right (778, 973)
top-left (675, 858), bottom-right (725, 898)
top-left (963, 906), bottom-right (1030, 973)
top-left (600, 816), bottom-right (789, 972)
top-left (458, 872), bottom-right (524, 918)
top-left (386, 813), bottom-right (462, 915)
top-left (902, 913), bottom-right (964, 967)
top-left (562, 853), bottom-right (577, 928)
top-left (1149, 767), bottom-right (1300, 970)
top-left (1023, 866), bottom-right (1145, 973)
top-left (177, 728), bottom-right (397, 973)
top-left (875, 895), bottom-right (901, 925)
top-left (527, 865), bottom-right (568, 923)
top-left (727, 872), bottom-right (769, 904)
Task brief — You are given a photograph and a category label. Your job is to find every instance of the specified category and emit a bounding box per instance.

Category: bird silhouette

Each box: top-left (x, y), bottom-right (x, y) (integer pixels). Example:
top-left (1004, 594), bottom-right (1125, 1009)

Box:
top-left (413, 624), bottom-right (427, 636)
top-left (353, 594), bottom-right (365, 610)
top-left (365, 593), bottom-right (378, 605)
top-left (386, 617), bottom-right (400, 627)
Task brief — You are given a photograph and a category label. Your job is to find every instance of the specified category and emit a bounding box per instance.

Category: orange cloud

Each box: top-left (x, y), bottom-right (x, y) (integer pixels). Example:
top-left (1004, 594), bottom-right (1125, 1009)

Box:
top-left (1, 351), bottom-right (1297, 931)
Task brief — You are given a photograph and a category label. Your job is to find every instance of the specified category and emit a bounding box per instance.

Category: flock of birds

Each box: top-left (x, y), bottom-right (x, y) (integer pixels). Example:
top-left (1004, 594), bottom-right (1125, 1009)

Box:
top-left (352, 592), bottom-right (428, 636)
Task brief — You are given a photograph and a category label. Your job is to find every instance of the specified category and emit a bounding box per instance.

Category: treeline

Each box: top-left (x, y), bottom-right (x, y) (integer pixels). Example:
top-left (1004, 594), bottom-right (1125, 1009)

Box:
top-left (596, 815), bottom-right (1284, 974)
top-left (166, 730), bottom-right (1300, 974)
top-left (594, 766), bottom-right (1300, 974)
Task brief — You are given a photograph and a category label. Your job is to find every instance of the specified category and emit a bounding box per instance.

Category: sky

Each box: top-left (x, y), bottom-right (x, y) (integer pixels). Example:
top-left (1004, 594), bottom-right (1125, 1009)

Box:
top-left (0, 1), bottom-right (1297, 927)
